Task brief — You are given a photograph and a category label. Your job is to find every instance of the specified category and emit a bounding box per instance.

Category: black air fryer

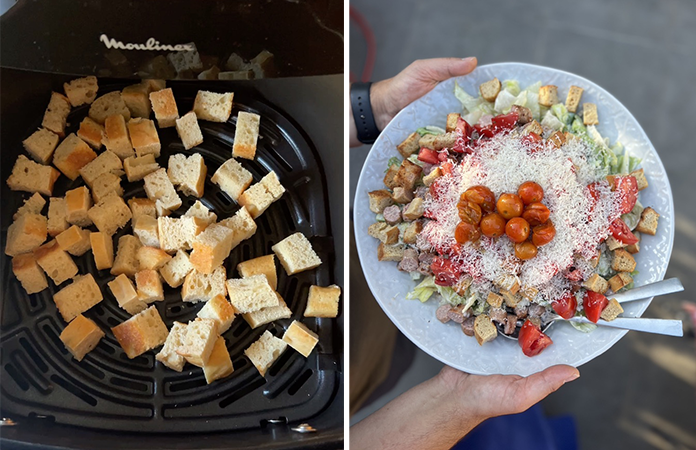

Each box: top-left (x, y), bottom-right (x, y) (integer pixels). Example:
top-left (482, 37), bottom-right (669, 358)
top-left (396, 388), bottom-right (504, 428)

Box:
top-left (0, 1), bottom-right (344, 448)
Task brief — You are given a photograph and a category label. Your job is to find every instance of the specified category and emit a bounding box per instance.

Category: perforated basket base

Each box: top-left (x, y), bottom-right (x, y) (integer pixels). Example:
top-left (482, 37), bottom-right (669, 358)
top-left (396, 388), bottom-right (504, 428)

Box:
top-left (0, 81), bottom-right (340, 433)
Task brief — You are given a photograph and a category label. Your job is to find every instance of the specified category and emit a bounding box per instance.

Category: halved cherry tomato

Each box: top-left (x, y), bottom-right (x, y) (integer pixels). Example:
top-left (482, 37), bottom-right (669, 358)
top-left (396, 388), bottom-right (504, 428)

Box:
top-left (455, 117), bottom-right (474, 138)
top-left (462, 186), bottom-right (496, 212)
top-left (518, 320), bottom-right (553, 357)
top-left (431, 257), bottom-right (461, 286)
top-left (496, 193), bottom-right (524, 219)
top-left (521, 132), bottom-right (543, 152)
top-left (532, 220), bottom-right (556, 246)
top-left (583, 291), bottom-right (608, 323)
top-left (514, 241), bottom-right (538, 260)
top-left (505, 217), bottom-right (530, 243)
top-left (474, 123), bottom-right (495, 138)
top-left (480, 212), bottom-right (507, 238)
top-left (491, 112), bottom-right (519, 131)
top-left (454, 221), bottom-right (481, 244)
top-left (552, 292), bottom-right (577, 320)
top-left (609, 218), bottom-right (639, 245)
top-left (522, 202), bottom-right (551, 226)
top-left (518, 181), bottom-right (544, 204)
top-left (458, 201), bottom-right (482, 225)
top-left (417, 147), bottom-right (439, 165)
top-left (614, 176), bottom-right (638, 214)
top-left (441, 161), bottom-right (454, 177)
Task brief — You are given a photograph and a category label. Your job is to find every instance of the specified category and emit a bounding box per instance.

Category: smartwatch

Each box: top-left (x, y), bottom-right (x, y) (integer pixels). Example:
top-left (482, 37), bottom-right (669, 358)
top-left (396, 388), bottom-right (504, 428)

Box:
top-left (351, 82), bottom-right (380, 145)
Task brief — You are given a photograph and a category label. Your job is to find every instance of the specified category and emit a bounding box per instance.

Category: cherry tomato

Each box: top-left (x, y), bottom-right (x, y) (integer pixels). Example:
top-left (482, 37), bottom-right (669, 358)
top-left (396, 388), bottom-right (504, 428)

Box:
top-left (518, 320), bottom-right (553, 357)
top-left (417, 147), bottom-right (439, 165)
top-left (491, 112), bottom-right (519, 131)
top-left (521, 132), bottom-right (543, 152)
top-left (514, 242), bottom-right (538, 260)
top-left (480, 212), bottom-right (507, 238)
top-left (615, 176), bottom-right (638, 214)
top-left (474, 123), bottom-right (495, 138)
top-left (505, 217), bottom-right (530, 243)
top-left (496, 193), bottom-right (524, 219)
top-left (441, 161), bottom-right (454, 177)
top-left (532, 220), bottom-right (556, 246)
top-left (462, 186), bottom-right (496, 212)
top-left (517, 181), bottom-right (544, 204)
top-left (609, 218), bottom-right (639, 245)
top-left (431, 257), bottom-right (461, 287)
top-left (583, 291), bottom-right (608, 323)
top-left (455, 117), bottom-right (474, 138)
top-left (522, 202), bottom-right (551, 226)
top-left (454, 221), bottom-right (481, 244)
top-left (458, 201), bottom-right (482, 225)
top-left (552, 292), bottom-right (577, 320)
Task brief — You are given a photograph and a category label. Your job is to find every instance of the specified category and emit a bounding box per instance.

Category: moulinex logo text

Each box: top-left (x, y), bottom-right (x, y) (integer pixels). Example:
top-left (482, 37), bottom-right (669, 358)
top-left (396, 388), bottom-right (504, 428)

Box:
top-left (99, 34), bottom-right (194, 51)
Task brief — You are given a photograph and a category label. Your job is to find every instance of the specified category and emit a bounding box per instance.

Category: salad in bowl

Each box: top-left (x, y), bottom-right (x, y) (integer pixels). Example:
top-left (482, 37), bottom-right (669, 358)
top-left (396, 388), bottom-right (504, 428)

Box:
top-left (365, 75), bottom-right (662, 358)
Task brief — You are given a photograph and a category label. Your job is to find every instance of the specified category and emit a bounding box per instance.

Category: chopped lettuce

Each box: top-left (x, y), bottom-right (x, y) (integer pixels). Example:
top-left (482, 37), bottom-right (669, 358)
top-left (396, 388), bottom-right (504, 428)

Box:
top-left (454, 81), bottom-right (482, 113)
top-left (541, 110), bottom-right (564, 131)
top-left (625, 270), bottom-right (639, 290)
top-left (463, 109), bottom-right (483, 126)
top-left (407, 154), bottom-right (424, 167)
top-left (375, 213), bottom-right (385, 222)
top-left (526, 81), bottom-right (542, 93)
top-left (502, 80), bottom-right (521, 96)
top-left (526, 92), bottom-right (541, 121)
top-left (629, 156), bottom-right (642, 173)
top-left (386, 156), bottom-right (400, 169)
top-left (570, 321), bottom-right (598, 333)
top-left (596, 249), bottom-right (614, 278)
top-left (550, 103), bottom-right (570, 125)
top-left (417, 125), bottom-right (446, 136)
top-left (621, 200), bottom-right (644, 231)
top-left (410, 271), bottom-right (422, 281)
top-left (437, 286), bottom-right (466, 306)
top-left (406, 276), bottom-right (438, 303)
top-left (494, 90), bottom-right (517, 114)
top-left (471, 298), bottom-right (488, 315)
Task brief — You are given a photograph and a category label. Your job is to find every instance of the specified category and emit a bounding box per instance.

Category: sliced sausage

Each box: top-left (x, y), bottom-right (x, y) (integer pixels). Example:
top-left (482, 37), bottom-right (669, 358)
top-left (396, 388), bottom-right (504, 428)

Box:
top-left (398, 249), bottom-right (419, 272)
top-left (504, 314), bottom-right (518, 335)
top-left (383, 205), bottom-right (402, 225)
top-left (414, 186), bottom-right (429, 199)
top-left (447, 308), bottom-right (465, 324)
top-left (461, 317), bottom-right (475, 336)
top-left (489, 307), bottom-right (507, 324)
top-left (514, 303), bottom-right (529, 319)
top-left (528, 304), bottom-right (547, 318)
top-left (511, 105), bottom-right (532, 124)
top-left (436, 305), bottom-right (451, 323)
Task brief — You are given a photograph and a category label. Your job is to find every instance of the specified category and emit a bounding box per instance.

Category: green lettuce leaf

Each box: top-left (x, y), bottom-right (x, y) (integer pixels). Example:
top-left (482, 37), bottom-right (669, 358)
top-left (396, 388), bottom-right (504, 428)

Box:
top-left (570, 321), bottom-right (598, 333)
top-left (454, 81), bottom-right (482, 113)
top-left (494, 90), bottom-right (517, 114)
top-left (502, 80), bottom-right (521, 96)
top-left (406, 276), bottom-right (438, 303)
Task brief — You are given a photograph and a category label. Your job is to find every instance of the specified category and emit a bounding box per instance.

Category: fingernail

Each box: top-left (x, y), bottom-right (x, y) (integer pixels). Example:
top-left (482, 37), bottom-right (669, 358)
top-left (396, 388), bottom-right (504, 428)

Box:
top-left (565, 372), bottom-right (580, 383)
top-left (462, 57), bottom-right (477, 64)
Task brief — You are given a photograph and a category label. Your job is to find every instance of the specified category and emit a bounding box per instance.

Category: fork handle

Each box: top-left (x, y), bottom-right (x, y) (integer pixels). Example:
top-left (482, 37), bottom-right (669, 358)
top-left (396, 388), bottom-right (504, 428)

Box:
top-left (611, 278), bottom-right (683, 303)
top-left (569, 316), bottom-right (683, 337)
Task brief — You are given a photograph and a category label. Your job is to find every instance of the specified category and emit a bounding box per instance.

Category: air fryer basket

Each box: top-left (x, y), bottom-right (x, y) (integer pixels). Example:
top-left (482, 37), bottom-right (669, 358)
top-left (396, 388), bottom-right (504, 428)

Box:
top-left (0, 73), bottom-right (342, 445)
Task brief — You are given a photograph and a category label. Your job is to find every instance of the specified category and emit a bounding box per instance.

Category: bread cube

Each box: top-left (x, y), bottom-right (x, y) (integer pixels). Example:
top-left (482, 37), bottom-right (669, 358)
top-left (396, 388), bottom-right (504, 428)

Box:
top-left (143, 168), bottom-right (182, 216)
top-left (128, 118), bottom-right (161, 157)
top-left (600, 298), bottom-right (624, 322)
top-left (226, 274), bottom-right (278, 314)
top-left (218, 70), bottom-right (253, 80)
top-left (282, 321), bottom-right (318, 357)
top-left (13, 193), bottom-right (46, 220)
top-left (175, 111), bottom-right (204, 150)
top-left (565, 85), bottom-right (584, 113)
top-left (197, 294), bottom-right (236, 334)
top-left (158, 216), bottom-right (207, 253)
top-left (133, 215), bottom-right (159, 248)
top-left (89, 91), bottom-right (130, 124)
top-left (583, 103), bottom-right (599, 126)
top-left (636, 207), bottom-right (659, 236)
top-left (77, 117), bottom-right (104, 149)
top-left (249, 50), bottom-right (275, 78)
top-left (41, 92), bottom-right (71, 137)
top-left (55, 225), bottom-right (91, 257)
top-left (474, 315), bottom-right (497, 345)
top-left (168, 153), bottom-right (207, 197)
top-left (304, 285), bottom-right (340, 318)
top-left (582, 273), bottom-right (609, 294)
top-left (107, 274), bottom-right (147, 315)
top-left (111, 305), bottom-right (168, 358)
top-left (124, 154), bottom-right (160, 182)
top-left (12, 253), bottom-right (48, 294)
top-left (486, 292), bottom-right (504, 308)
top-left (184, 200), bottom-right (217, 225)
top-left (142, 79), bottom-right (166, 92)
top-left (177, 318), bottom-right (218, 367)
top-left (103, 114), bottom-right (134, 159)
top-left (79, 150), bottom-right (124, 187)
top-left (7, 155), bottom-right (60, 196)
top-left (232, 111), bottom-right (260, 160)
top-left (35, 240), bottom-right (77, 285)
top-left (479, 78), bottom-right (501, 102)
top-left (189, 222), bottom-right (236, 274)
top-left (128, 198), bottom-right (157, 220)
top-left (368, 190), bottom-right (394, 214)
top-left (156, 322), bottom-right (188, 372)
top-left (88, 195), bottom-right (132, 236)
top-left (63, 76), bottom-right (98, 106)
top-left (403, 198), bottom-right (424, 221)
top-left (5, 213), bottom-right (47, 257)
top-left (135, 269), bottom-right (164, 303)
top-left (167, 43), bottom-right (203, 75)
top-left (377, 242), bottom-right (405, 262)
top-left (393, 160), bottom-right (422, 191)
top-left (243, 293), bottom-right (292, 329)
top-left (203, 337), bottom-right (234, 384)
top-left (90, 173), bottom-right (123, 203)
top-left (238, 171), bottom-right (285, 219)
top-left (402, 221), bottom-right (422, 245)
top-left (396, 132), bottom-right (421, 158)
top-left (149, 88), bottom-right (179, 128)
top-left (121, 84), bottom-right (151, 118)
top-left (90, 232), bottom-right (114, 270)
top-left (47, 197), bottom-right (68, 236)
top-left (111, 235), bottom-right (142, 277)
top-left (65, 186), bottom-right (93, 227)
top-left (23, 128), bottom-right (59, 164)
top-left (60, 314), bottom-right (104, 361)
top-left (136, 246), bottom-right (172, 270)
top-left (608, 272), bottom-right (633, 292)
top-left (244, 330), bottom-right (287, 377)
top-left (612, 249), bottom-right (637, 273)
top-left (197, 65), bottom-right (221, 80)
top-left (193, 90), bottom-right (234, 122)
top-left (538, 85), bottom-right (559, 107)
top-left (181, 266), bottom-right (226, 303)
top-left (53, 134), bottom-right (97, 181)
top-left (210, 158), bottom-right (253, 201)
top-left (237, 254), bottom-right (277, 290)
top-left (218, 206), bottom-right (257, 251)
top-left (159, 250), bottom-right (194, 288)
top-left (272, 232), bottom-right (322, 275)
top-left (53, 274), bottom-right (103, 322)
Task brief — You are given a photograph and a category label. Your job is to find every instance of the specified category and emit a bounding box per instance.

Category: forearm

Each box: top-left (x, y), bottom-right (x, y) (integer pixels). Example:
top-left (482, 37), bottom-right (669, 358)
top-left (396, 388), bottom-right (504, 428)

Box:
top-left (350, 374), bottom-right (481, 450)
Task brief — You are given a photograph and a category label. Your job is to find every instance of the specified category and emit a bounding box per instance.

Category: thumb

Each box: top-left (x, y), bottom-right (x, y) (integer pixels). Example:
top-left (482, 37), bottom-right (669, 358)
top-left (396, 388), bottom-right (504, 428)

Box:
top-left (508, 365), bottom-right (579, 414)
top-left (406, 57), bottom-right (478, 84)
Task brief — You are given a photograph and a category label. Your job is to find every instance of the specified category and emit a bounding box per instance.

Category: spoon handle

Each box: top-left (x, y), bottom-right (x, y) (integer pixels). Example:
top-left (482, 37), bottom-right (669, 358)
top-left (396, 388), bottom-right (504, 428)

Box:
top-left (611, 278), bottom-right (683, 303)
top-left (569, 316), bottom-right (683, 337)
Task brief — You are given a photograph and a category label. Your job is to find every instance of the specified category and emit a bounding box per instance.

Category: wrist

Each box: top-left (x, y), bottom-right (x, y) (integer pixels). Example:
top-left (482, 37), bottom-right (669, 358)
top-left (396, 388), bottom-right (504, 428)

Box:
top-left (433, 368), bottom-right (486, 430)
top-left (370, 79), bottom-right (395, 131)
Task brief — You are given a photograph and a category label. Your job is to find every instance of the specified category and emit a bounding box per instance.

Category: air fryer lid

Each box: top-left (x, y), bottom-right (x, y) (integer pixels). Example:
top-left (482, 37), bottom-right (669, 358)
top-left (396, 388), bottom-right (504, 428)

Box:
top-left (0, 0), bottom-right (343, 79)
top-left (0, 79), bottom-right (341, 435)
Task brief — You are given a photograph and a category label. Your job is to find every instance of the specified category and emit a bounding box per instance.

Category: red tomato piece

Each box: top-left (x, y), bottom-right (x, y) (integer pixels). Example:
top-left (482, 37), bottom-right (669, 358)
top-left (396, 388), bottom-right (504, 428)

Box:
top-left (615, 176), bottom-right (638, 214)
top-left (474, 124), bottom-right (495, 138)
top-left (552, 292), bottom-right (577, 320)
top-left (521, 133), bottom-right (543, 152)
top-left (518, 320), bottom-right (554, 357)
top-left (609, 218), bottom-right (639, 245)
top-left (491, 112), bottom-right (519, 131)
top-left (440, 161), bottom-right (454, 176)
top-left (455, 117), bottom-right (474, 138)
top-left (417, 147), bottom-right (439, 165)
top-left (431, 257), bottom-right (461, 286)
top-left (583, 291), bottom-right (608, 323)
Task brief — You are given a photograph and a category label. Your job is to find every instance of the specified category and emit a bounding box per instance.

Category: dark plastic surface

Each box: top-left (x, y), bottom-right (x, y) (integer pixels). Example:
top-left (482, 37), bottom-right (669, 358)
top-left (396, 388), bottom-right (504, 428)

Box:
top-left (0, 75), bottom-right (342, 442)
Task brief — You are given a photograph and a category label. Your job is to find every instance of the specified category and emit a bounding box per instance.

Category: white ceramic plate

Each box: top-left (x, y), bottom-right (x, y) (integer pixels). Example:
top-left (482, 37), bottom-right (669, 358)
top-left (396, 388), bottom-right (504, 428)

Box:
top-left (354, 63), bottom-right (675, 376)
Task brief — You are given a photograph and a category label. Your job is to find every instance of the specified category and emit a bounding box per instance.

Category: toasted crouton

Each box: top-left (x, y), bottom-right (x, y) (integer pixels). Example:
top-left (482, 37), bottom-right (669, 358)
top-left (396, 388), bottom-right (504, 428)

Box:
top-left (79, 150), bottom-right (124, 187)
top-left (149, 88), bottom-right (179, 128)
top-left (396, 132), bottom-right (421, 158)
top-left (133, 215), bottom-right (159, 247)
top-left (377, 242), bottom-right (404, 262)
top-left (538, 85), bottom-right (559, 107)
top-left (181, 266), bottom-right (226, 303)
top-left (168, 153), bottom-right (207, 197)
top-left (34, 239), bottom-right (77, 285)
top-left (111, 306), bottom-right (168, 358)
top-left (510, 105), bottom-right (532, 124)
top-left (103, 114), bottom-right (134, 160)
top-left (635, 207), bottom-right (659, 235)
top-left (55, 225), bottom-right (91, 257)
top-left (392, 187), bottom-right (413, 204)
top-left (245, 330), bottom-right (287, 377)
top-left (237, 171), bottom-right (286, 218)
top-left (64, 76), bottom-right (98, 107)
top-left (175, 111), bottom-right (204, 150)
top-left (111, 235), bottom-right (142, 277)
top-left (5, 213), bottom-right (47, 257)
top-left (158, 216), bottom-right (206, 253)
top-left (600, 298), bottom-right (624, 322)
top-left (272, 232), bottom-right (322, 275)
top-left (237, 255), bottom-right (277, 290)
top-left (159, 250), bottom-right (194, 288)
top-left (630, 169), bottom-right (648, 191)
top-left (41, 92), bottom-right (71, 137)
top-left (23, 128), bottom-right (59, 164)
top-left (90, 232), bottom-right (114, 270)
top-left (383, 165), bottom-right (399, 189)
top-left (612, 249), bottom-right (636, 273)
top-left (446, 113), bottom-right (461, 133)
top-left (47, 197), bottom-right (68, 236)
top-left (89, 91), bottom-right (130, 124)
top-left (521, 120), bottom-right (543, 136)
top-left (565, 86), bottom-right (584, 113)
top-left (305, 285), bottom-right (340, 318)
top-left (403, 221), bottom-right (422, 245)
top-left (177, 318), bottom-right (218, 367)
top-left (606, 235), bottom-right (627, 251)
top-left (501, 289), bottom-right (520, 308)
top-left (13, 193), bottom-right (46, 221)
top-left (136, 246), bottom-right (172, 270)
top-left (473, 315), bottom-right (497, 345)
top-left (583, 103), bottom-right (599, 125)
top-left (203, 336), bottom-right (234, 384)
top-left (193, 90), bottom-right (234, 122)
top-left (211, 158), bottom-right (253, 202)
top-left (88, 195), bottom-right (132, 236)
top-left (479, 78), bottom-right (501, 102)
top-left (486, 292), bottom-right (504, 308)
top-left (403, 198), bottom-right (424, 221)
top-left (232, 111), bottom-right (261, 160)
top-left (143, 168), bottom-right (182, 216)
top-left (422, 167), bottom-right (441, 186)
top-left (184, 201), bottom-right (217, 225)
top-left (548, 131), bottom-right (566, 148)
top-left (242, 293), bottom-right (292, 328)
top-left (121, 83), bottom-right (151, 118)
top-left (282, 321), bottom-right (319, 357)
top-left (608, 272), bottom-right (633, 292)
top-left (582, 273), bottom-right (609, 294)
top-left (77, 117), bottom-right (104, 149)
top-left (52, 274), bottom-right (103, 322)
top-left (393, 159), bottom-right (423, 191)
top-left (135, 269), bottom-right (164, 303)
top-left (60, 314), bottom-right (104, 361)
top-left (128, 118), bottom-right (161, 157)
top-left (626, 232), bottom-right (641, 254)
top-left (124, 154), bottom-right (160, 182)
top-left (65, 186), bottom-right (93, 227)
top-left (368, 190), bottom-right (394, 214)
top-left (53, 134), bottom-right (98, 181)
top-left (12, 253), bottom-right (48, 294)
top-left (197, 294), bottom-right (236, 334)
top-left (107, 274), bottom-right (147, 315)
top-left (226, 274), bottom-right (279, 314)
top-left (156, 322), bottom-right (188, 371)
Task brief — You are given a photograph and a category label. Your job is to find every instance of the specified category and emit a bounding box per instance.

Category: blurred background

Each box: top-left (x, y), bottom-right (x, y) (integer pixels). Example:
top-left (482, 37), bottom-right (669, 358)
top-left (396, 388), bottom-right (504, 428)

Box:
top-left (349, 1), bottom-right (696, 449)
